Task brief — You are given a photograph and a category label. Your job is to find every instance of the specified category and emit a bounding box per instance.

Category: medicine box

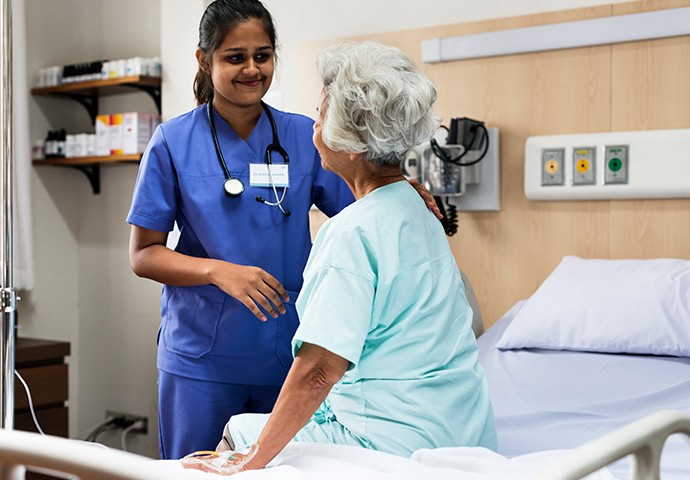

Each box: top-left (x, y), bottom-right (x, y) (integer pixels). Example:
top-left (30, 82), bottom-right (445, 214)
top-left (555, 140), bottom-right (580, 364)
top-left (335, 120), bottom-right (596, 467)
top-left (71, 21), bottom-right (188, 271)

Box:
top-left (95, 114), bottom-right (110, 156)
top-left (123, 112), bottom-right (153, 154)
top-left (110, 113), bottom-right (124, 155)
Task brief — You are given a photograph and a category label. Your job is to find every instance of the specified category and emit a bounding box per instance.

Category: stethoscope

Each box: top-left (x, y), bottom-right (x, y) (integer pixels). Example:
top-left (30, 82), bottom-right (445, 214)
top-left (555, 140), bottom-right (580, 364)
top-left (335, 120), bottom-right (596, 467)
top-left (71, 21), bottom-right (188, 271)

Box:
top-left (207, 101), bottom-right (291, 216)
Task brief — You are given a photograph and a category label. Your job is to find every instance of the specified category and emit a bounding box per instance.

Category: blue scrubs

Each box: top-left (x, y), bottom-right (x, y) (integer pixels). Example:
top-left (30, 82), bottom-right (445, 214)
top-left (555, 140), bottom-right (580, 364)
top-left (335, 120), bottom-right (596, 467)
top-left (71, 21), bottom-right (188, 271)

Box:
top-left (227, 181), bottom-right (497, 456)
top-left (126, 104), bottom-right (353, 458)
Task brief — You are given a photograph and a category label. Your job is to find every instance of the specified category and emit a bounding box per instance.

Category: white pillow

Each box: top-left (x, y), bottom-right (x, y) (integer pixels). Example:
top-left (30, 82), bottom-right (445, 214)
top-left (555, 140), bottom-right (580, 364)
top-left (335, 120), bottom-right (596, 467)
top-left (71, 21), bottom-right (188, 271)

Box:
top-left (496, 256), bottom-right (690, 356)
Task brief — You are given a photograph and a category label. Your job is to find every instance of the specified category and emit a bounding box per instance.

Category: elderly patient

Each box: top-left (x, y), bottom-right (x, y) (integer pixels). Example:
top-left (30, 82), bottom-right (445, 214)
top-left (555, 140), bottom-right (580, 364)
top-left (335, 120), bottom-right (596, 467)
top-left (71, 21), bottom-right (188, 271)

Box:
top-left (215, 41), bottom-right (496, 471)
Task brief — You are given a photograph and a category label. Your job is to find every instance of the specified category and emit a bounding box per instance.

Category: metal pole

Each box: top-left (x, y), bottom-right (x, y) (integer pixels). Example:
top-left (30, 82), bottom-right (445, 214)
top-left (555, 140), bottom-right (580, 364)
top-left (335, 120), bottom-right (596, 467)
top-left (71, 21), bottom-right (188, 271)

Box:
top-left (0, 0), bottom-right (15, 430)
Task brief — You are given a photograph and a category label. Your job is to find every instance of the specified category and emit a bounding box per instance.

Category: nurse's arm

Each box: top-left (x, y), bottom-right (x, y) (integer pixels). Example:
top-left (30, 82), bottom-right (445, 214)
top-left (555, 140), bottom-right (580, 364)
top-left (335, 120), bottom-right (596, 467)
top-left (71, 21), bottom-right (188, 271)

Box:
top-left (243, 342), bottom-right (349, 471)
top-left (128, 225), bottom-right (289, 321)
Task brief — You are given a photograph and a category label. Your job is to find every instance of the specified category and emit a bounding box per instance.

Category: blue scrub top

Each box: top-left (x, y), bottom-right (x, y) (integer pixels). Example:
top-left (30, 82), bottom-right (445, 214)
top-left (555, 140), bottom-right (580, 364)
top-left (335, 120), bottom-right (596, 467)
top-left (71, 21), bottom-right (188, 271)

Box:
top-left (127, 104), bottom-right (353, 385)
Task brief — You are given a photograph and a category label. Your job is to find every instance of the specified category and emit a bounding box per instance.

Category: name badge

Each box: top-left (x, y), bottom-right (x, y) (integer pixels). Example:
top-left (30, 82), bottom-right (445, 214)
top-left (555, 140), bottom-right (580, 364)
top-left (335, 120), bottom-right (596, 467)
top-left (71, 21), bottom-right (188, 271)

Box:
top-left (249, 164), bottom-right (290, 188)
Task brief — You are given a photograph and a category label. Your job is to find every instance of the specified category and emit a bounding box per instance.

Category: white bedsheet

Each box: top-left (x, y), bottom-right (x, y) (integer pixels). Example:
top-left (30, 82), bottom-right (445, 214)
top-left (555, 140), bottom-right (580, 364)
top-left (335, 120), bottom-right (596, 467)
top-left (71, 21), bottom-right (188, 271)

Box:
top-left (146, 300), bottom-right (690, 479)
top-left (154, 443), bottom-right (613, 479)
top-left (477, 301), bottom-right (690, 479)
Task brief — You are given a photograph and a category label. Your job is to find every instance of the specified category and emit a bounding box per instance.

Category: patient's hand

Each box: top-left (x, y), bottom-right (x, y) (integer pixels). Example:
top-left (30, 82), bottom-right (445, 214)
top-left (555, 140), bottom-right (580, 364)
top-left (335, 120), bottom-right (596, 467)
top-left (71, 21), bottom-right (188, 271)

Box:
top-left (180, 444), bottom-right (259, 475)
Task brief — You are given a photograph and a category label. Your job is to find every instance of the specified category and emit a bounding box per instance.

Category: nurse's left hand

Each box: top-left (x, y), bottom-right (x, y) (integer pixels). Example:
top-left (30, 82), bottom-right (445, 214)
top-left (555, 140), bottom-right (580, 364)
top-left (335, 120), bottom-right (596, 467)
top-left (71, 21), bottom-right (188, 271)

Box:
top-left (408, 179), bottom-right (443, 219)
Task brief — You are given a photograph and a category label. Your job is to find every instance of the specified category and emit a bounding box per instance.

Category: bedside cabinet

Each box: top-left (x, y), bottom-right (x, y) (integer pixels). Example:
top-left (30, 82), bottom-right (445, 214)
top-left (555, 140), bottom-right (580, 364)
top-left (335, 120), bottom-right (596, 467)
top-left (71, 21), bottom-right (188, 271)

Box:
top-left (15, 337), bottom-right (70, 436)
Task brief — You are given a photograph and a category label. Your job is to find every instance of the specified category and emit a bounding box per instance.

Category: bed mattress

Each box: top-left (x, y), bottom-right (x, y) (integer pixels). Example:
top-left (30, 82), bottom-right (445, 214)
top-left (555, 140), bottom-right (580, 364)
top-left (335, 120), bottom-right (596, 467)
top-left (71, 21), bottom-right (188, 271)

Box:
top-left (477, 301), bottom-right (690, 478)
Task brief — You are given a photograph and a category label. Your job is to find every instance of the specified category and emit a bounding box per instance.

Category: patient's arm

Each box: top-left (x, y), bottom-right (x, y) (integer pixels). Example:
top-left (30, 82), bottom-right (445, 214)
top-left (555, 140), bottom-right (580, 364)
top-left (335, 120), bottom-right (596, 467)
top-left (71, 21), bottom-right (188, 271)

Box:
top-left (243, 342), bottom-right (349, 471)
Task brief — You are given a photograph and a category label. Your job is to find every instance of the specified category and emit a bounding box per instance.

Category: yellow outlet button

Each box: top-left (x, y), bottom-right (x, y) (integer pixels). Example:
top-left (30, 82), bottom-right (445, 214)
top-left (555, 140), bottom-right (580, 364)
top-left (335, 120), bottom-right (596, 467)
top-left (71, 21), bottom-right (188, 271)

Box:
top-left (576, 159), bottom-right (590, 173)
top-left (545, 159), bottom-right (560, 174)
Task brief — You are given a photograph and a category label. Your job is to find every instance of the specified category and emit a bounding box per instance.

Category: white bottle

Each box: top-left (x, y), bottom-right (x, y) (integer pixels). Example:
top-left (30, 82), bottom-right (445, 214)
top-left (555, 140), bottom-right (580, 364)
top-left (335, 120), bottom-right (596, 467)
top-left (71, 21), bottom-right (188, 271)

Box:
top-left (31, 140), bottom-right (44, 160)
top-left (87, 134), bottom-right (97, 157)
top-left (65, 134), bottom-right (76, 158)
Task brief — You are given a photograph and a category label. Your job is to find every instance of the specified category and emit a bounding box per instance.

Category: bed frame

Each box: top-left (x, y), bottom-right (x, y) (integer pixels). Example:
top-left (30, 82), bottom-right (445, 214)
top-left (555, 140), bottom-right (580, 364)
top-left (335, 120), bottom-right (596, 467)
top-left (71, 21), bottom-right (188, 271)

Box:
top-left (0, 430), bottom-right (191, 480)
top-left (0, 410), bottom-right (688, 480)
top-left (535, 410), bottom-right (690, 480)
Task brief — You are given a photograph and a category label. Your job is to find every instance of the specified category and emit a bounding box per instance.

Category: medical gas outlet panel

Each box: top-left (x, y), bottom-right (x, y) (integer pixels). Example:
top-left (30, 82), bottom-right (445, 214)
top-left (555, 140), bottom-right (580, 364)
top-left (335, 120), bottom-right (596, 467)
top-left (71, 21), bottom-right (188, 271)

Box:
top-left (524, 129), bottom-right (690, 201)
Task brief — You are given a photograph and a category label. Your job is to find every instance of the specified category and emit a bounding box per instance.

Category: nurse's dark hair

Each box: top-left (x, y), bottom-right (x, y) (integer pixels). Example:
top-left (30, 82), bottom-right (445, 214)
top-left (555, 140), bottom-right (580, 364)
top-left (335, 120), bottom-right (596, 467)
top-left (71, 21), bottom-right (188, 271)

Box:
top-left (194, 0), bottom-right (277, 106)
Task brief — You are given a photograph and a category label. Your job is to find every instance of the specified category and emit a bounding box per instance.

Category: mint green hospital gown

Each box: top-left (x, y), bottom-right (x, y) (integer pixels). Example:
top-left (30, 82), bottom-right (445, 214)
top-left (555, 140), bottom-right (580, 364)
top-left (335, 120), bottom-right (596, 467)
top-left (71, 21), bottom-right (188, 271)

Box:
top-left (227, 181), bottom-right (496, 456)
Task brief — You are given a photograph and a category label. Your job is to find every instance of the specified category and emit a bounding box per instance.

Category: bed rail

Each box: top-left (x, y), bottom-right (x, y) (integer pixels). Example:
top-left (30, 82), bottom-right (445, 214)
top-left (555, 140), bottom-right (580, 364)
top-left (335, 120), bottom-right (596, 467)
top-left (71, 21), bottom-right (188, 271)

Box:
top-left (0, 429), bottom-right (192, 480)
top-left (535, 410), bottom-right (690, 480)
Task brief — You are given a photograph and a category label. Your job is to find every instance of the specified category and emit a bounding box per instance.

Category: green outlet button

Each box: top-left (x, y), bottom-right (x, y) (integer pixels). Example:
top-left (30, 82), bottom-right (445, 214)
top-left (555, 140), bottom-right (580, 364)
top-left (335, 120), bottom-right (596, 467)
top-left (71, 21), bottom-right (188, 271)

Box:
top-left (608, 157), bottom-right (622, 172)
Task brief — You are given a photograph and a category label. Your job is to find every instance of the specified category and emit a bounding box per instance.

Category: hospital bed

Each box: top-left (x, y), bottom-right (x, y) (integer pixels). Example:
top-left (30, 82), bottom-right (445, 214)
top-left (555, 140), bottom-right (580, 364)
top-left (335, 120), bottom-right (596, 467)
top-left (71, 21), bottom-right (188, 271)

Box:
top-left (477, 255), bottom-right (690, 479)
top-left (0, 256), bottom-right (688, 479)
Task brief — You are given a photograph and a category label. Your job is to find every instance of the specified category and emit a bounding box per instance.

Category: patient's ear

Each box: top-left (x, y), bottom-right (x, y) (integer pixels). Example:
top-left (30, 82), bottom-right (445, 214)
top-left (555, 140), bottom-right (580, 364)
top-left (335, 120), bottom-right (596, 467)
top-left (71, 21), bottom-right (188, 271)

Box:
top-left (349, 152), bottom-right (364, 163)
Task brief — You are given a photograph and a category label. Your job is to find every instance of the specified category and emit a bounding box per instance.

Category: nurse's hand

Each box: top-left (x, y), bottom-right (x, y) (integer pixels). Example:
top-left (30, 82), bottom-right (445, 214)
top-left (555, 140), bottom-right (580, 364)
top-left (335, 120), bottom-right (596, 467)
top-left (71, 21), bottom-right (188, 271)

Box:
top-left (211, 263), bottom-right (290, 321)
top-left (408, 179), bottom-right (443, 219)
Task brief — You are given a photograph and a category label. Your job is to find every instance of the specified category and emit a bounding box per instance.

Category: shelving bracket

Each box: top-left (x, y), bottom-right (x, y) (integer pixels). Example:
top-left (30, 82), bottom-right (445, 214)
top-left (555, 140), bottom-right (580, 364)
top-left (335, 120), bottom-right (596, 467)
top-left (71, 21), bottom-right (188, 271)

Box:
top-left (73, 164), bottom-right (101, 194)
top-left (58, 93), bottom-right (99, 124)
top-left (123, 83), bottom-right (161, 114)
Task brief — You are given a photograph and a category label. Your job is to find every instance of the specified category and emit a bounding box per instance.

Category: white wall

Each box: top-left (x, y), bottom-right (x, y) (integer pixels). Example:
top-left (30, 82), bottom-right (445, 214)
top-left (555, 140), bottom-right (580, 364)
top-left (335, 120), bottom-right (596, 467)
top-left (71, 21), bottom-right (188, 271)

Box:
top-left (24, 0), bottom-right (162, 458)
top-left (161, 0), bottom-right (206, 119)
top-left (23, 0), bottom-right (629, 458)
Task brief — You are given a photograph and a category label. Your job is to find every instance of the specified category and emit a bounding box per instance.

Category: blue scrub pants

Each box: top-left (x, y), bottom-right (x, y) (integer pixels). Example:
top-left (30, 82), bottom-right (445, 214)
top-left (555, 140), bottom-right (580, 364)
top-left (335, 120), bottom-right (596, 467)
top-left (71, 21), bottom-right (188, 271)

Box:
top-left (157, 370), bottom-right (281, 460)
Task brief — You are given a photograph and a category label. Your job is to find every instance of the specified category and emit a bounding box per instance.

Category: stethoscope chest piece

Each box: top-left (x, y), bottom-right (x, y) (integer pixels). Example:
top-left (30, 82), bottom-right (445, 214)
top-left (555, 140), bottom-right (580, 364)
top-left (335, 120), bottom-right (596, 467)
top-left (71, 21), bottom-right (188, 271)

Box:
top-left (208, 101), bottom-right (290, 215)
top-left (223, 177), bottom-right (245, 197)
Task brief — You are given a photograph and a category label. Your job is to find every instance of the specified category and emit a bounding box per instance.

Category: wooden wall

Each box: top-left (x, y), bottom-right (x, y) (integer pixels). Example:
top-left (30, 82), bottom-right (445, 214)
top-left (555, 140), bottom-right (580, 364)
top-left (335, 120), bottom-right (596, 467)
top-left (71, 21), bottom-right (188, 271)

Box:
top-left (300, 0), bottom-right (690, 328)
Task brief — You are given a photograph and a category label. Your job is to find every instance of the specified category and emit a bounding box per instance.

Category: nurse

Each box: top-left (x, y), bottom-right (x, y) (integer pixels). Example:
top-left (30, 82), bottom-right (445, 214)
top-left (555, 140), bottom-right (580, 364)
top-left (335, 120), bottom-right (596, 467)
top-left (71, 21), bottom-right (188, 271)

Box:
top-left (212, 41), bottom-right (496, 472)
top-left (127, 0), bottom-right (438, 460)
top-left (127, 0), bottom-right (354, 459)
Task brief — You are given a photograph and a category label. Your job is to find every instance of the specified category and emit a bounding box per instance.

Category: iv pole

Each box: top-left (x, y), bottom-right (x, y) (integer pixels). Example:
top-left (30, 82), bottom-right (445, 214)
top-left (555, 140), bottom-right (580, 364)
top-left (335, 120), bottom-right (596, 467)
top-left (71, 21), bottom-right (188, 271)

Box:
top-left (0, 0), bottom-right (16, 431)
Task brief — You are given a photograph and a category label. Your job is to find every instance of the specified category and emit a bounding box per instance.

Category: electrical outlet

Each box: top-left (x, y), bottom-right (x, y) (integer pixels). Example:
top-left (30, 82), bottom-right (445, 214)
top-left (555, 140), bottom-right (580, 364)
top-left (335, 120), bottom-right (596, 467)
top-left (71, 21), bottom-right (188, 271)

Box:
top-left (604, 144), bottom-right (629, 184)
top-left (572, 146), bottom-right (596, 185)
top-left (541, 148), bottom-right (564, 186)
top-left (106, 410), bottom-right (148, 434)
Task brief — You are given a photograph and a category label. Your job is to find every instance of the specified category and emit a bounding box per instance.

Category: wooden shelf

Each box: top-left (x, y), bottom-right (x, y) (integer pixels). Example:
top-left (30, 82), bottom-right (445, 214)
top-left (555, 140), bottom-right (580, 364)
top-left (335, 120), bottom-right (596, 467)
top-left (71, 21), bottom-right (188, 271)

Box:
top-left (33, 154), bottom-right (141, 166)
top-left (31, 74), bottom-right (159, 194)
top-left (33, 155), bottom-right (141, 194)
top-left (31, 75), bottom-right (161, 97)
top-left (31, 76), bottom-right (161, 122)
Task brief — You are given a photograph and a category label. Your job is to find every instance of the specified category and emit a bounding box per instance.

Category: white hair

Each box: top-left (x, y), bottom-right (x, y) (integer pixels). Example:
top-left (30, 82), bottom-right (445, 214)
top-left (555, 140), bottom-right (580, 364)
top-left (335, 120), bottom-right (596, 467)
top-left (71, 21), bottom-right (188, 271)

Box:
top-left (316, 41), bottom-right (439, 166)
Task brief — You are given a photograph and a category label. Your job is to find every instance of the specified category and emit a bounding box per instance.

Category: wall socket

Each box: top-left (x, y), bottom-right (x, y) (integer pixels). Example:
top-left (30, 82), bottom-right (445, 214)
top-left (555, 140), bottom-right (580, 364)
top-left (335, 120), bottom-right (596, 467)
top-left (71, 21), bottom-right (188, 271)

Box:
top-left (541, 148), bottom-right (565, 186)
top-left (604, 144), bottom-right (629, 184)
top-left (526, 129), bottom-right (690, 201)
top-left (572, 146), bottom-right (596, 185)
top-left (106, 410), bottom-right (148, 434)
